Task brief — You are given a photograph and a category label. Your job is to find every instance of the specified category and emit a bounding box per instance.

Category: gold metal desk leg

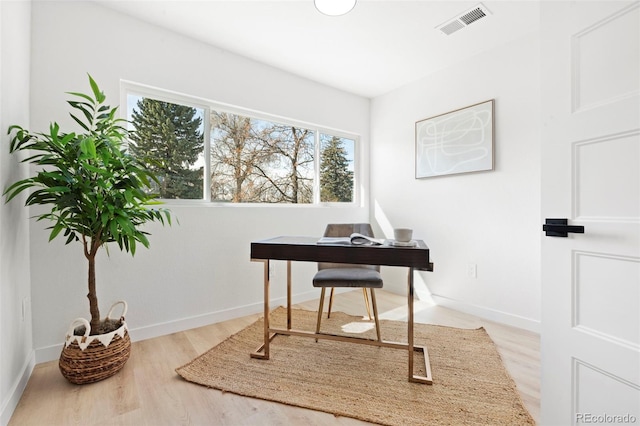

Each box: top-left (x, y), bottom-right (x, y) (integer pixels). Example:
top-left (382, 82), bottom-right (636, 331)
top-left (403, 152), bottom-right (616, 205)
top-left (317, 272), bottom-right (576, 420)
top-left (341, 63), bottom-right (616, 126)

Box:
top-left (287, 260), bottom-right (292, 330)
top-left (408, 267), bottom-right (414, 380)
top-left (251, 259), bottom-right (270, 359)
top-left (408, 267), bottom-right (433, 384)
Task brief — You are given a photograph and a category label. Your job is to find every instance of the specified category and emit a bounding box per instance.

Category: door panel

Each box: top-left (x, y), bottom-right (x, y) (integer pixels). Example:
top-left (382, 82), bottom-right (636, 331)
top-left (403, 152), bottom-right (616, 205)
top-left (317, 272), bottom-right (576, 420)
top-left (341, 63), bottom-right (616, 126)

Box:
top-left (541, 1), bottom-right (640, 425)
top-left (574, 131), bottom-right (639, 220)
top-left (574, 251), bottom-right (640, 347)
top-left (574, 360), bottom-right (640, 423)
top-left (572, 3), bottom-right (639, 112)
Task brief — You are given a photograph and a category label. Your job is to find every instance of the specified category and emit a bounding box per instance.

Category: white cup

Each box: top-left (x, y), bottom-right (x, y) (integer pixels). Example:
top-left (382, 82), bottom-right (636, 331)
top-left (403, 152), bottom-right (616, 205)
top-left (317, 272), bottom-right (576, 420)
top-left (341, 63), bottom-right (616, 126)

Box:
top-left (393, 228), bottom-right (413, 242)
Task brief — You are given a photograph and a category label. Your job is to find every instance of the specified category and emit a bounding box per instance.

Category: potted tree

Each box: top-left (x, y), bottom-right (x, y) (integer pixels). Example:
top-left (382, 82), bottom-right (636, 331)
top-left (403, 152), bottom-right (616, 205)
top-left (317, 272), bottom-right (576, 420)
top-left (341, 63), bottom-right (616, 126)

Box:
top-left (4, 75), bottom-right (171, 384)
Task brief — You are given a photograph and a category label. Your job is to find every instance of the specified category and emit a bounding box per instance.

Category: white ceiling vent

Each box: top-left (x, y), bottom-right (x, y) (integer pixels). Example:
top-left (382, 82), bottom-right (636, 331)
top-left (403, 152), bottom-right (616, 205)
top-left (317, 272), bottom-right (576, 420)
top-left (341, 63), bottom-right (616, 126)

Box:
top-left (436, 3), bottom-right (492, 36)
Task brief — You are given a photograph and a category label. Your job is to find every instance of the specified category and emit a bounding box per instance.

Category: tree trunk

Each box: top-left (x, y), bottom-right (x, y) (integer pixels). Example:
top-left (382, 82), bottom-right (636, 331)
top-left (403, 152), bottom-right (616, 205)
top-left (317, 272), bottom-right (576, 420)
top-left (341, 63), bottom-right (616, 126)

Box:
top-left (85, 242), bottom-right (101, 333)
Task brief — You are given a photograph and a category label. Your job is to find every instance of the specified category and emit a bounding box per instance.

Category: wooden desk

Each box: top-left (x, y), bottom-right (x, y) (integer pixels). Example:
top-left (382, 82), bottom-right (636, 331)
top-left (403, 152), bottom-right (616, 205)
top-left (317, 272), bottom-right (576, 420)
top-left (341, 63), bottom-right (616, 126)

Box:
top-left (250, 236), bottom-right (434, 384)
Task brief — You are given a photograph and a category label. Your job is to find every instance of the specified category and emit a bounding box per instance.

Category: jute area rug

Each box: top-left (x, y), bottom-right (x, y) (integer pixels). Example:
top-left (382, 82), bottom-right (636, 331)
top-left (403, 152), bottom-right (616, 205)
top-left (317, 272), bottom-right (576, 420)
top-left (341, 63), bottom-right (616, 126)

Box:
top-left (176, 307), bottom-right (534, 425)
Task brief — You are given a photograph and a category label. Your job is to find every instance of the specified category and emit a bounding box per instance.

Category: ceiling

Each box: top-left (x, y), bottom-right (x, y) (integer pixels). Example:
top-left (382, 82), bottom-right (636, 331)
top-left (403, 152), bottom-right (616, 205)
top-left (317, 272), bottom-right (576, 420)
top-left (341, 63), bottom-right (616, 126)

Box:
top-left (94, 0), bottom-right (540, 98)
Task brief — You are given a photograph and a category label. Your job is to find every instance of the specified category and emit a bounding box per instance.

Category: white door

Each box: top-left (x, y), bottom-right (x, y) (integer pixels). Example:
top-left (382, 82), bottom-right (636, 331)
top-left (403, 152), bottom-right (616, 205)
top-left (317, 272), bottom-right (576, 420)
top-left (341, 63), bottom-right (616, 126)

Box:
top-left (541, 1), bottom-right (640, 425)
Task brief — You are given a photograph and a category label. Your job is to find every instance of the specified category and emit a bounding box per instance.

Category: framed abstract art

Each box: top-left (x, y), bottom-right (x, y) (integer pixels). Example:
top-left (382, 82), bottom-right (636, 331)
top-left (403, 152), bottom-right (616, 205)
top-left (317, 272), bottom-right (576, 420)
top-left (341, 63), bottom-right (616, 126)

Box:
top-left (415, 99), bottom-right (494, 178)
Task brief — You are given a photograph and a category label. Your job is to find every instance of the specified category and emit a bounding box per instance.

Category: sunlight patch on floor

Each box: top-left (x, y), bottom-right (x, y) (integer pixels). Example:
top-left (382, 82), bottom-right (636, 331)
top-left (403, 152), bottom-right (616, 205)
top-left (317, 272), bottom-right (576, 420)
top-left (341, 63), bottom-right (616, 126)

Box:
top-left (378, 299), bottom-right (436, 323)
top-left (341, 322), bottom-right (375, 334)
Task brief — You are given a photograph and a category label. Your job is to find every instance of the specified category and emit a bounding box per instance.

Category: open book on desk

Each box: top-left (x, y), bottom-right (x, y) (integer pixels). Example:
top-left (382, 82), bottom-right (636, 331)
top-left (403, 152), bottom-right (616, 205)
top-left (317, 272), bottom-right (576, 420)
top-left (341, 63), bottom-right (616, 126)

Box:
top-left (317, 233), bottom-right (384, 246)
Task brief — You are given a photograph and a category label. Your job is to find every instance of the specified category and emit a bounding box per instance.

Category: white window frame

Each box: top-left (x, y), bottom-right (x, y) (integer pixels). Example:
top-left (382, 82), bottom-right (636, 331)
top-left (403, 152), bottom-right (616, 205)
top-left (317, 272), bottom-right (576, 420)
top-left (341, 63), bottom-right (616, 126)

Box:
top-left (120, 80), bottom-right (359, 206)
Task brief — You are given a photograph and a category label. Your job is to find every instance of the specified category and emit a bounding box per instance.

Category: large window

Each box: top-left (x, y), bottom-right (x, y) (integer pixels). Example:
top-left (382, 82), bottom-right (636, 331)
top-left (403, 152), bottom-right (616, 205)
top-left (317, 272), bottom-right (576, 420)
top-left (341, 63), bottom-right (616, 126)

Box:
top-left (125, 87), bottom-right (357, 204)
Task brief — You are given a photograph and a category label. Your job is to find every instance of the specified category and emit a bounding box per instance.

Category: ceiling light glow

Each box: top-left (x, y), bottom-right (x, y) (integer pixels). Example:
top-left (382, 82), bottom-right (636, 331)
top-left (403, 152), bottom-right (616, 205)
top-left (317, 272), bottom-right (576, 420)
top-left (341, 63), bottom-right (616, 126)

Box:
top-left (314, 0), bottom-right (357, 16)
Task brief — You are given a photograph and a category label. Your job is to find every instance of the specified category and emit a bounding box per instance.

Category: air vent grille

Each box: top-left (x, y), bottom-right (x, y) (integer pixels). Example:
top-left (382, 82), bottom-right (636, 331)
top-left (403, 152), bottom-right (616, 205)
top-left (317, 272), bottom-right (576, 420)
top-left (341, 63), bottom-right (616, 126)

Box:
top-left (436, 3), bottom-right (492, 36)
top-left (440, 20), bottom-right (465, 36)
top-left (459, 7), bottom-right (486, 25)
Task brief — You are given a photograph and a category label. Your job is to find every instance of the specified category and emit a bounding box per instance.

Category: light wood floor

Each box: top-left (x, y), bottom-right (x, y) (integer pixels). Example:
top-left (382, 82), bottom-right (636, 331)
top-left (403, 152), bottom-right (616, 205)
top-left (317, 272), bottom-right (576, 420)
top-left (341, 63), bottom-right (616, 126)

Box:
top-left (9, 290), bottom-right (539, 425)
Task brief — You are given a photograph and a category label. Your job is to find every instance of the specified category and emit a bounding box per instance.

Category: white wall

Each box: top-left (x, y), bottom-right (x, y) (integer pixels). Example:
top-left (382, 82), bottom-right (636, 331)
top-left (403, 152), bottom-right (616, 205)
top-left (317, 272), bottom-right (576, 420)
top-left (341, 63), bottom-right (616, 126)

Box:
top-left (370, 31), bottom-right (541, 331)
top-left (0, 1), bottom-right (34, 424)
top-left (29, 1), bottom-right (370, 362)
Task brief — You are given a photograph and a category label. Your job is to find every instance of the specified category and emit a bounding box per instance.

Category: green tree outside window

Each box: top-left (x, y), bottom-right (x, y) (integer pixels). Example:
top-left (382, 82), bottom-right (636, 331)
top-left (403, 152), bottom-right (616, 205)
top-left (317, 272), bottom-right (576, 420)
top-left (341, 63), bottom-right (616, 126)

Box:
top-left (320, 135), bottom-right (354, 202)
top-left (129, 99), bottom-right (204, 199)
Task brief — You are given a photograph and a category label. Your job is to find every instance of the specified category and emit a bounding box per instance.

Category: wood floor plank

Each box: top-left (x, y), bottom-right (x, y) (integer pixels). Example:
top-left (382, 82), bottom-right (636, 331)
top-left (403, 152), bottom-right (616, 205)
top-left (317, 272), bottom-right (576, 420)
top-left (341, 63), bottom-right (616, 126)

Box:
top-left (9, 290), bottom-right (539, 425)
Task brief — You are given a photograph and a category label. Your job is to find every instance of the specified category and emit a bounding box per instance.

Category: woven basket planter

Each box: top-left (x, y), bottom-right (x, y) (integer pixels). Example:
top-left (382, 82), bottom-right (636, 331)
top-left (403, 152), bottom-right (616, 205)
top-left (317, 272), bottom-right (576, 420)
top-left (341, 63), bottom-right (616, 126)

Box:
top-left (59, 301), bottom-right (131, 385)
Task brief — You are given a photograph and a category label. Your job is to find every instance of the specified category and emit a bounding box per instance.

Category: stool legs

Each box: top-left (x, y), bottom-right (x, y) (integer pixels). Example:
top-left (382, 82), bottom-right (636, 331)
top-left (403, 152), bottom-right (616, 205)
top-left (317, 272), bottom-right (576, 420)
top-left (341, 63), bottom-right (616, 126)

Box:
top-left (362, 288), bottom-right (373, 320)
top-left (315, 287), bottom-right (327, 340)
top-left (370, 288), bottom-right (382, 342)
top-left (315, 288), bottom-right (381, 342)
top-left (327, 288), bottom-right (335, 318)
top-left (327, 288), bottom-right (373, 320)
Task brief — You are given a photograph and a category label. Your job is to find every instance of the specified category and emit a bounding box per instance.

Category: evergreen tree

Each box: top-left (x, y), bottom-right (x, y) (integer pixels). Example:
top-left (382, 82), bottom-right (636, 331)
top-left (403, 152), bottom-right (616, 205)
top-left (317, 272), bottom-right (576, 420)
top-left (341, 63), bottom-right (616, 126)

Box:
top-left (320, 136), bottom-right (353, 202)
top-left (129, 98), bottom-right (203, 199)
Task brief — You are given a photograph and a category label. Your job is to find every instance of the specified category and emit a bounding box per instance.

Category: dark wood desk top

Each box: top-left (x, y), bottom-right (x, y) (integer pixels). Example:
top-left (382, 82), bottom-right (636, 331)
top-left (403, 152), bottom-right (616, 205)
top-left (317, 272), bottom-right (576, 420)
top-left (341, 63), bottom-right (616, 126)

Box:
top-left (251, 236), bottom-right (433, 271)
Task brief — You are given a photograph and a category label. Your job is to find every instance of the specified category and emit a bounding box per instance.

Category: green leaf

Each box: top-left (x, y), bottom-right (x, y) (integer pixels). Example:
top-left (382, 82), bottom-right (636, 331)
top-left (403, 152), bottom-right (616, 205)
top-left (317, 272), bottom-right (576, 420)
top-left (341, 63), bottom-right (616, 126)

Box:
top-left (115, 216), bottom-right (131, 233)
top-left (48, 223), bottom-right (65, 241)
top-left (39, 171), bottom-right (67, 183)
top-left (3, 179), bottom-right (35, 202)
top-left (137, 232), bottom-right (150, 248)
top-left (129, 237), bottom-right (137, 255)
top-left (60, 132), bottom-right (76, 146)
top-left (68, 101), bottom-right (94, 124)
top-left (80, 138), bottom-right (97, 158)
top-left (66, 91), bottom-right (95, 103)
top-left (65, 231), bottom-right (77, 245)
top-left (69, 113), bottom-right (90, 132)
top-left (100, 211), bottom-right (110, 226)
top-left (109, 220), bottom-right (118, 239)
top-left (87, 74), bottom-right (106, 103)
top-left (45, 186), bottom-right (71, 194)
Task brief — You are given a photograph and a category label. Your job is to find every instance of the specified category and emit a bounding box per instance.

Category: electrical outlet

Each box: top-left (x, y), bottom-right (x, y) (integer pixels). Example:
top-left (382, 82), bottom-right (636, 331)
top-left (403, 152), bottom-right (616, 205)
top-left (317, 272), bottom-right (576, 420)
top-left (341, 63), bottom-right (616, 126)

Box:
top-left (467, 263), bottom-right (477, 279)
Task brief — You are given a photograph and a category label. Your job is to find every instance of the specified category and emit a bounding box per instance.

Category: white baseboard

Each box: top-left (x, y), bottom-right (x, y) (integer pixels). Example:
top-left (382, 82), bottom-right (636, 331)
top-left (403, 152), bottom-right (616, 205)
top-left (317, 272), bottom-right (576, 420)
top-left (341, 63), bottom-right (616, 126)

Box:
top-left (430, 293), bottom-right (540, 333)
top-left (35, 289), bottom-right (321, 364)
top-left (1, 350), bottom-right (35, 426)
top-left (34, 290), bottom-right (538, 363)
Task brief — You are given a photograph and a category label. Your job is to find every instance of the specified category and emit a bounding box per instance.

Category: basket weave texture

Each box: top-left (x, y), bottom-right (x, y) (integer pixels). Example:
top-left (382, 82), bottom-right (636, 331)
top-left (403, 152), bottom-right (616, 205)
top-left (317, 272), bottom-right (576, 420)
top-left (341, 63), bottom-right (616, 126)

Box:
top-left (58, 301), bottom-right (131, 385)
top-left (59, 326), bottom-right (131, 385)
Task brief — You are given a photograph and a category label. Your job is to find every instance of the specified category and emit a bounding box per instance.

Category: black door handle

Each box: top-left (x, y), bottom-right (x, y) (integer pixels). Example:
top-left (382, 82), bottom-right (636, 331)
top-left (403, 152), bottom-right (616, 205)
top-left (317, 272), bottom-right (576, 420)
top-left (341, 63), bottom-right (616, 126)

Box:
top-left (543, 218), bottom-right (585, 237)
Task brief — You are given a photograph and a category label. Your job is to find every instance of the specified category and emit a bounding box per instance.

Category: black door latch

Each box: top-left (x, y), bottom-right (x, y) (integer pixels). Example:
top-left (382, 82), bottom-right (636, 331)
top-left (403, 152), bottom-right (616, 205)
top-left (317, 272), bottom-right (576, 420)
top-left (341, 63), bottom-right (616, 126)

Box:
top-left (543, 218), bottom-right (585, 237)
